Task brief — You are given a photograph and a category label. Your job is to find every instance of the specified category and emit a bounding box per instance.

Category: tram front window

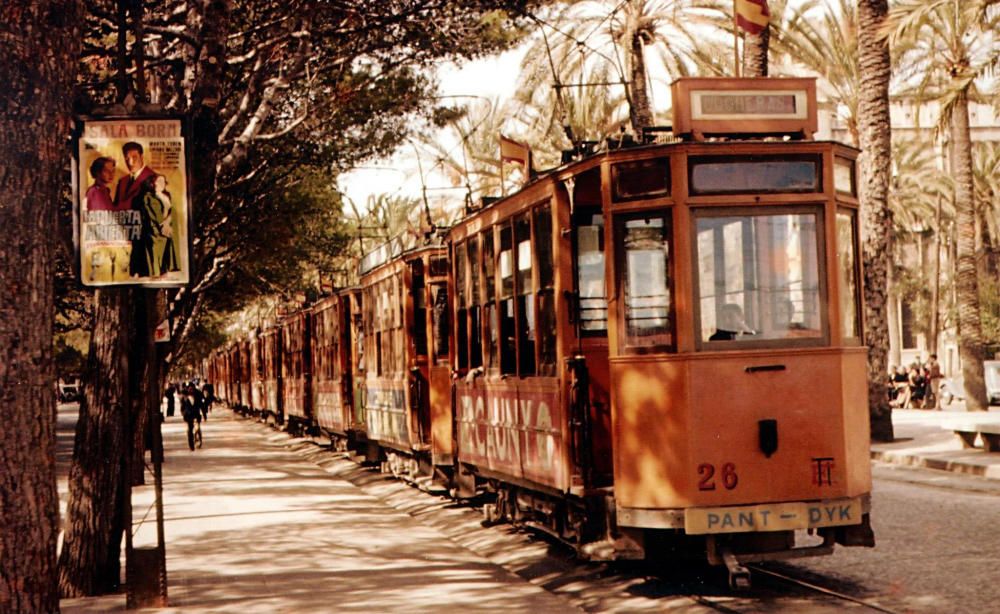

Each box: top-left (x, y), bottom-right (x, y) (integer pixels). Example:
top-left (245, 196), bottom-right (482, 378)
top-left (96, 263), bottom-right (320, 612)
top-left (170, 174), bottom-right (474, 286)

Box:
top-left (619, 212), bottom-right (673, 348)
top-left (696, 209), bottom-right (824, 347)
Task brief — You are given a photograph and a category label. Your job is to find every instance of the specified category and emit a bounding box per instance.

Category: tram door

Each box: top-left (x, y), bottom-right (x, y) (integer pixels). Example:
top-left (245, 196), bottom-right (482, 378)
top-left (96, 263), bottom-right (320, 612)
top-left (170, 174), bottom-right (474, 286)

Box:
top-left (408, 257), bottom-right (432, 447)
top-left (569, 169), bottom-right (613, 487)
top-left (427, 255), bottom-right (453, 465)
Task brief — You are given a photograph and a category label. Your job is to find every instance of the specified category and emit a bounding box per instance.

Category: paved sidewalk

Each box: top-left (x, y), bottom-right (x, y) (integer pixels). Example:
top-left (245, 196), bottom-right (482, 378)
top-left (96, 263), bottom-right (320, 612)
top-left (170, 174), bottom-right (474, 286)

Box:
top-left (62, 408), bottom-right (580, 613)
top-left (871, 405), bottom-right (1000, 480)
top-left (59, 402), bottom-right (1000, 612)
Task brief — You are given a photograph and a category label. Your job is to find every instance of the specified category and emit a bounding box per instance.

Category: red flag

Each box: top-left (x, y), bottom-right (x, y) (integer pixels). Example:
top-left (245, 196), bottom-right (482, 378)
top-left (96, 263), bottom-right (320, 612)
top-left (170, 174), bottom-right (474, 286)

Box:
top-left (736, 0), bottom-right (769, 35)
top-left (499, 134), bottom-right (532, 186)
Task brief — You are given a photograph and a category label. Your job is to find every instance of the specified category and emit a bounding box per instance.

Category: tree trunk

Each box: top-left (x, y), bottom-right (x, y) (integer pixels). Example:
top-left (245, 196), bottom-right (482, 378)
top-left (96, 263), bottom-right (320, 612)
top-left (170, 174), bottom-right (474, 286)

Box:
top-left (0, 2), bottom-right (82, 611)
top-left (626, 8), bottom-right (653, 136)
top-left (129, 291), bottom-right (159, 486)
top-left (929, 196), bottom-right (943, 354)
top-left (856, 0), bottom-right (894, 441)
top-left (58, 290), bottom-right (133, 597)
top-left (950, 91), bottom-right (988, 411)
top-left (887, 266), bottom-right (900, 367)
top-left (742, 28), bottom-right (769, 77)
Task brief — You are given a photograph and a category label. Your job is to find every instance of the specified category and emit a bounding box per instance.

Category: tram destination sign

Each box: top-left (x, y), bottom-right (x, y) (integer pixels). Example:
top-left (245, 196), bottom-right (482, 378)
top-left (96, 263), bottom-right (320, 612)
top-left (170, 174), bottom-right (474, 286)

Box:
top-left (671, 77), bottom-right (817, 140)
top-left (699, 92), bottom-right (797, 116)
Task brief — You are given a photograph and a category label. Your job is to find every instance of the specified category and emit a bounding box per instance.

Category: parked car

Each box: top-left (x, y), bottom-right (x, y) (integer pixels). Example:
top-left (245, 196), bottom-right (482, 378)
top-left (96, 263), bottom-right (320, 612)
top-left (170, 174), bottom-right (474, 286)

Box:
top-left (938, 361), bottom-right (1000, 407)
top-left (939, 377), bottom-right (964, 406)
top-left (986, 360), bottom-right (1000, 406)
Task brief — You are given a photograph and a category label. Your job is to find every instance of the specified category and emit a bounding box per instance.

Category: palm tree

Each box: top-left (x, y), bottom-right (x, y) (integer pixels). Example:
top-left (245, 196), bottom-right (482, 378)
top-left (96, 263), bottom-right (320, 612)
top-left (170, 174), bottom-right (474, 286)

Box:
top-left (855, 0), bottom-right (894, 439)
top-left (889, 137), bottom-right (953, 364)
top-left (769, 0), bottom-right (861, 143)
top-left (972, 142), bottom-right (1000, 276)
top-left (508, 61), bottom-right (632, 159)
top-left (887, 0), bottom-right (993, 411)
top-left (741, 0), bottom-right (774, 76)
top-left (516, 1), bottom-right (725, 136)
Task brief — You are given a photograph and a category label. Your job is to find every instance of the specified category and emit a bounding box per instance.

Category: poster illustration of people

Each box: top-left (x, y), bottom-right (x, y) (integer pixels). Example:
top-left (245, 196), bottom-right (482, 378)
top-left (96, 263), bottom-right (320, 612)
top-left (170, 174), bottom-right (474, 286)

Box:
top-left (78, 118), bottom-right (189, 286)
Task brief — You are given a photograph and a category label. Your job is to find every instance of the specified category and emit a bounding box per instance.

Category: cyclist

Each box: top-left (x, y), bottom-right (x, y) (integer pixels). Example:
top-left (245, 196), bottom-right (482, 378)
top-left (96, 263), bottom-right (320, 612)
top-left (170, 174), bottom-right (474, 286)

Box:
top-left (181, 385), bottom-right (203, 450)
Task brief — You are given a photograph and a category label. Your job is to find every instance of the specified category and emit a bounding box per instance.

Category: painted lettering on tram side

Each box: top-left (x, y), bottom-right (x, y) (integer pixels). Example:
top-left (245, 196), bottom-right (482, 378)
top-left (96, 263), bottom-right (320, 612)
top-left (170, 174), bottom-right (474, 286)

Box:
top-left (366, 384), bottom-right (407, 444)
top-left (314, 388), bottom-right (344, 426)
top-left (811, 457), bottom-right (836, 486)
top-left (456, 388), bottom-right (562, 484)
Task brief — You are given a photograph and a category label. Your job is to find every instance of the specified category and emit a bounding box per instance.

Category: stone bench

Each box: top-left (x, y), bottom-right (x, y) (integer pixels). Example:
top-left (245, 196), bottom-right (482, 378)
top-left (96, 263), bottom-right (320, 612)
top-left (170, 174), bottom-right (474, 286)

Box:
top-left (940, 417), bottom-right (1000, 452)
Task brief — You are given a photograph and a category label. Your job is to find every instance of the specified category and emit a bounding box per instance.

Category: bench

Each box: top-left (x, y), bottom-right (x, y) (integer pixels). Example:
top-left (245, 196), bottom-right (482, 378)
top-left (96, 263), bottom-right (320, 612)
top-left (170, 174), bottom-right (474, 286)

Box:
top-left (940, 417), bottom-right (1000, 452)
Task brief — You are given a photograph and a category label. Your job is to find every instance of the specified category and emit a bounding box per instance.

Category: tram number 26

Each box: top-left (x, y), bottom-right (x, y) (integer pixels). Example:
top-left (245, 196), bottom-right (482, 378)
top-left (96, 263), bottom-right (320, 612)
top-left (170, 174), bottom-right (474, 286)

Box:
top-left (697, 462), bottom-right (738, 491)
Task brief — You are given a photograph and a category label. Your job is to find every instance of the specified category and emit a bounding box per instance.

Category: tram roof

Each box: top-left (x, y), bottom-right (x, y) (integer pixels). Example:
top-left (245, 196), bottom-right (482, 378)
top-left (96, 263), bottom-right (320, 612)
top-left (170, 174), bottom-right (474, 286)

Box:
top-left (357, 238), bottom-right (446, 277)
top-left (450, 137), bottom-right (860, 231)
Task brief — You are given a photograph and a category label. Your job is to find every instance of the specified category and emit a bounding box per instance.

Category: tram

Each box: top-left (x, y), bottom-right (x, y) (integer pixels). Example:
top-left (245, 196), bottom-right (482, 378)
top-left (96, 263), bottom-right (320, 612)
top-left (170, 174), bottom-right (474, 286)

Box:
top-left (280, 310), bottom-right (312, 434)
top-left (309, 291), bottom-right (354, 445)
top-left (447, 77), bottom-right (872, 585)
top-left (208, 77), bottom-right (874, 587)
top-left (357, 241), bottom-right (453, 481)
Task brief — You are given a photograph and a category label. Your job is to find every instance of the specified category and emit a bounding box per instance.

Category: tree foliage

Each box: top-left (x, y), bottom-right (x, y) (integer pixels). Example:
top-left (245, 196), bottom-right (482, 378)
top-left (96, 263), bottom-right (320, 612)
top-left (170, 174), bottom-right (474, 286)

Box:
top-left (59, 0), bottom-right (541, 596)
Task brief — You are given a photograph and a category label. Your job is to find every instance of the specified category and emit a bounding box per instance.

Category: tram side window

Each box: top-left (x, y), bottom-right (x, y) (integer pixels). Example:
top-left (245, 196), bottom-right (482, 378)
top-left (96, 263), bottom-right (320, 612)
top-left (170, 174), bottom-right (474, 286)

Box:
top-left (455, 242), bottom-right (469, 370)
top-left (574, 207), bottom-right (607, 334)
top-left (329, 310), bottom-right (340, 379)
top-left (612, 157), bottom-right (670, 201)
top-left (468, 239), bottom-right (483, 369)
top-left (482, 229), bottom-right (499, 370)
top-left (431, 283), bottom-right (449, 364)
top-left (498, 223), bottom-right (517, 375)
top-left (836, 210), bottom-right (860, 340)
top-left (374, 286), bottom-right (383, 376)
top-left (618, 212), bottom-right (674, 348)
top-left (695, 208), bottom-right (824, 346)
top-left (536, 206), bottom-right (557, 376)
top-left (516, 214), bottom-right (536, 376)
top-left (394, 273), bottom-right (405, 374)
top-left (411, 260), bottom-right (428, 357)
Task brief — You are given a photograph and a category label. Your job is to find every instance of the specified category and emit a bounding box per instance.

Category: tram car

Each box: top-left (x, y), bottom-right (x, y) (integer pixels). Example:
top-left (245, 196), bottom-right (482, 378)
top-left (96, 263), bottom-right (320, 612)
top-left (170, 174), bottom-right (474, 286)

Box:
top-left (251, 326), bottom-right (283, 423)
top-left (280, 311), bottom-right (313, 434)
top-left (445, 77), bottom-right (873, 585)
top-left (207, 77), bottom-right (874, 586)
top-left (309, 291), bottom-right (353, 444)
top-left (357, 241), bottom-right (453, 481)
top-left (234, 339), bottom-right (252, 414)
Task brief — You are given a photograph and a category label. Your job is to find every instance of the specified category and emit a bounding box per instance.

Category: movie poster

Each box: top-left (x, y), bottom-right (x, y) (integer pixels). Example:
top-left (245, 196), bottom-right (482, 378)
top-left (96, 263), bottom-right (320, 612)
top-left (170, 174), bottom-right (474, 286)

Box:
top-left (78, 118), bottom-right (189, 286)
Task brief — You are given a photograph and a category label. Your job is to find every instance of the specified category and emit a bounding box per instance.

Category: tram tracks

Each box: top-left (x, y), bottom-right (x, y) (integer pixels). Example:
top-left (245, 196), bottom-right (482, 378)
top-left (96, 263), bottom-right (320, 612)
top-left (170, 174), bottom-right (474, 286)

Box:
top-left (748, 564), bottom-right (901, 613)
top-left (273, 419), bottom-right (900, 613)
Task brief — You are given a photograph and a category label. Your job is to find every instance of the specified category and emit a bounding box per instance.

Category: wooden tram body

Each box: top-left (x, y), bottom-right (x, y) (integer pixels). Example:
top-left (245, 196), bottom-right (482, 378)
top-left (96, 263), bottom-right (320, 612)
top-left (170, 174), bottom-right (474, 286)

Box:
top-left (251, 327), bottom-right (283, 423)
top-left (309, 292), bottom-right (354, 442)
top-left (357, 244), bottom-right (452, 478)
top-left (280, 311), bottom-right (313, 434)
top-left (446, 77), bottom-right (872, 578)
top-left (206, 78), bottom-right (873, 584)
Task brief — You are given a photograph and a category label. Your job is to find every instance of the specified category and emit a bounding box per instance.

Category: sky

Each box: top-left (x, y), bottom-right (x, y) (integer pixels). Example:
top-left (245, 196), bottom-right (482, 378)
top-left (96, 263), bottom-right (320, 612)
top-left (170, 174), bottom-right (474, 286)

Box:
top-left (337, 48), bottom-right (528, 212)
top-left (337, 0), bottom-right (819, 213)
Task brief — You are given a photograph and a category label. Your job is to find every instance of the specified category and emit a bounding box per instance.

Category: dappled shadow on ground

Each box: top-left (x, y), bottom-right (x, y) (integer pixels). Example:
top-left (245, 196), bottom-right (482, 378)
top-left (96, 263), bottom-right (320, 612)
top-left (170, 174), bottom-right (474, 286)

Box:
top-left (146, 409), bottom-right (577, 612)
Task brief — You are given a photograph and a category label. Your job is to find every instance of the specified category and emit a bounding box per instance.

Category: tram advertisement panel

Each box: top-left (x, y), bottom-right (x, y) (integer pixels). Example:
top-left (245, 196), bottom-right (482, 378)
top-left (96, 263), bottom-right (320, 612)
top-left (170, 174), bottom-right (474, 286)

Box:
top-left (77, 118), bottom-right (189, 287)
top-left (313, 381), bottom-right (346, 433)
top-left (456, 382), bottom-right (566, 489)
top-left (366, 380), bottom-right (409, 446)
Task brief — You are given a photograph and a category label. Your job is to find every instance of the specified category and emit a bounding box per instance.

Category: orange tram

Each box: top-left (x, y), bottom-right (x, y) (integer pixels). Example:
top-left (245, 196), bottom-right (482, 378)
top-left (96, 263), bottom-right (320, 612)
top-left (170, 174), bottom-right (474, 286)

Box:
top-left (206, 78), bottom-right (874, 587)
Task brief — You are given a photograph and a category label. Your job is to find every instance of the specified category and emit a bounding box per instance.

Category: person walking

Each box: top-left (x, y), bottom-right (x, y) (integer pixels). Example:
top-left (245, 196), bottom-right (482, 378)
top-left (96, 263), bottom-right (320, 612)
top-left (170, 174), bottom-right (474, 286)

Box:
top-left (924, 354), bottom-right (943, 409)
top-left (202, 381), bottom-right (215, 417)
top-left (181, 386), bottom-right (203, 451)
top-left (165, 383), bottom-right (176, 418)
